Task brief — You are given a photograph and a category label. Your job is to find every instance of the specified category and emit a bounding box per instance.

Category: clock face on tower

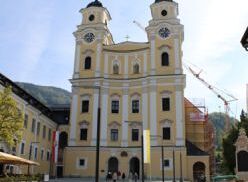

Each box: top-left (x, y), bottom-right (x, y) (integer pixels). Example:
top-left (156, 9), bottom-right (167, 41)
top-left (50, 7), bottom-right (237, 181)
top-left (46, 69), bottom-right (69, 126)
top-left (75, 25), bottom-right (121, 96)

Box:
top-left (84, 33), bottom-right (95, 43)
top-left (158, 27), bottom-right (170, 39)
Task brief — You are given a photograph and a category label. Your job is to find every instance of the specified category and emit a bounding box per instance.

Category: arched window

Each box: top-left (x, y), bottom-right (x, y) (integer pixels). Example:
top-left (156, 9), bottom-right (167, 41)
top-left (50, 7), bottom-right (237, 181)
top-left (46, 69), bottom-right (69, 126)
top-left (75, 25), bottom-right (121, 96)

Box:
top-left (113, 64), bottom-right (119, 74)
top-left (84, 56), bottom-right (91, 70)
top-left (133, 64), bottom-right (139, 74)
top-left (161, 52), bottom-right (169, 66)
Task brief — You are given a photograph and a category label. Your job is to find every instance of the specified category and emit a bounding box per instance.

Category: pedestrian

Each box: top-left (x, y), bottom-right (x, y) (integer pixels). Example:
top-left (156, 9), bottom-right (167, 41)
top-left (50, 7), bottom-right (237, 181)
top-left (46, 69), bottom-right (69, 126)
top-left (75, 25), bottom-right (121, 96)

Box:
top-left (134, 172), bottom-right (138, 182)
top-left (113, 172), bottom-right (118, 182)
top-left (117, 171), bottom-right (121, 180)
top-left (122, 172), bottom-right (126, 181)
top-left (106, 171), bottom-right (112, 182)
top-left (128, 172), bottom-right (133, 182)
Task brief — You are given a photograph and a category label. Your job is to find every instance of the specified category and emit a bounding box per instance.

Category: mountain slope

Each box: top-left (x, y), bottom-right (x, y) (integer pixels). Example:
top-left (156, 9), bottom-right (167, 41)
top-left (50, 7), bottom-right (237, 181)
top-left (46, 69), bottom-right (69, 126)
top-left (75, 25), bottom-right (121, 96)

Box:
top-left (208, 112), bottom-right (239, 149)
top-left (16, 82), bottom-right (71, 106)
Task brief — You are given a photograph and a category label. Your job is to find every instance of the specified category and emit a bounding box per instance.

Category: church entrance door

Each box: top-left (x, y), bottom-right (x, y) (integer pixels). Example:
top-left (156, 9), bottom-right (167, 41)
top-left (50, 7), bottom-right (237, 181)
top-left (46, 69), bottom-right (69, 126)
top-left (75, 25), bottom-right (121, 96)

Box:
top-left (129, 157), bottom-right (140, 178)
top-left (108, 157), bottom-right (118, 173)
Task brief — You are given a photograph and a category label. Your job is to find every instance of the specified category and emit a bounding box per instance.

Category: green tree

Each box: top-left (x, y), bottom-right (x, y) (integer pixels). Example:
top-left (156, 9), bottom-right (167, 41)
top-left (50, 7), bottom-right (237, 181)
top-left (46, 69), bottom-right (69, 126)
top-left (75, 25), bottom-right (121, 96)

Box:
top-left (222, 110), bottom-right (248, 174)
top-left (0, 86), bottom-right (24, 147)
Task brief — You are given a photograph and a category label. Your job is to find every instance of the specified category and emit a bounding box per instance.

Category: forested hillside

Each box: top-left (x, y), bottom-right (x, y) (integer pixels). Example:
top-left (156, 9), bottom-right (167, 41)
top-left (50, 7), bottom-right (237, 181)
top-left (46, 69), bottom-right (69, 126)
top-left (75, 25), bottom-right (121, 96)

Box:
top-left (16, 82), bottom-right (71, 106)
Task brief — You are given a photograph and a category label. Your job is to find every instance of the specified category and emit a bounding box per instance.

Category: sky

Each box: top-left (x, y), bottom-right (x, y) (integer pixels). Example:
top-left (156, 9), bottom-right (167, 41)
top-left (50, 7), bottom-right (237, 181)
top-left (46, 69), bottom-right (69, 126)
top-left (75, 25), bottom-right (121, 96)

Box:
top-left (0, 0), bottom-right (247, 118)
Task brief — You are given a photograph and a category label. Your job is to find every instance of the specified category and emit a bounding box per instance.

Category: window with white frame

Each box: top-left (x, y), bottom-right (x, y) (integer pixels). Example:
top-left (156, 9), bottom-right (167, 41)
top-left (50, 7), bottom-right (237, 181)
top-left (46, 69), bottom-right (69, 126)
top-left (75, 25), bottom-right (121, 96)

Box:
top-left (47, 150), bottom-right (50, 161)
top-left (41, 148), bottom-right (44, 160)
top-left (20, 142), bottom-right (25, 155)
top-left (133, 63), bottom-right (139, 74)
top-left (163, 127), bottom-right (171, 140)
top-left (132, 100), bottom-right (139, 113)
top-left (37, 122), bottom-right (40, 136)
top-left (161, 158), bottom-right (172, 170)
top-left (77, 158), bottom-right (87, 169)
top-left (31, 119), bottom-right (36, 133)
top-left (48, 128), bottom-right (52, 141)
top-left (161, 91), bottom-right (172, 111)
top-left (34, 147), bottom-right (38, 160)
top-left (84, 56), bottom-right (91, 70)
top-left (132, 129), bottom-right (139, 141)
top-left (24, 114), bottom-right (28, 128)
top-left (131, 94), bottom-right (140, 114)
top-left (81, 94), bottom-right (91, 113)
top-left (43, 125), bottom-right (46, 139)
top-left (79, 121), bottom-right (89, 141)
top-left (111, 100), bottom-right (119, 113)
top-left (112, 60), bottom-right (120, 75)
top-left (110, 129), bottom-right (118, 141)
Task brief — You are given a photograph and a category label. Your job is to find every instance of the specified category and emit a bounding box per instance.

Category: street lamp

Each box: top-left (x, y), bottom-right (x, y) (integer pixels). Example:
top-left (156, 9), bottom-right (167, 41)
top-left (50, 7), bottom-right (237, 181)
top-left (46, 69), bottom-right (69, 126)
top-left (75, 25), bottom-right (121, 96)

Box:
top-left (124, 121), bottom-right (144, 182)
top-left (28, 142), bottom-right (39, 175)
top-left (82, 85), bottom-right (101, 182)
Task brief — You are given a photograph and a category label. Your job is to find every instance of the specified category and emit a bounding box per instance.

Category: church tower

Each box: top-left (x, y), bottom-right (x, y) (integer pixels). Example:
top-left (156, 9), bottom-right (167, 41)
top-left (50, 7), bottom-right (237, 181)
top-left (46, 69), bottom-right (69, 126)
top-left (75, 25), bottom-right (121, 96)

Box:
top-left (69, 0), bottom-right (113, 146)
top-left (146, 0), bottom-right (185, 147)
top-left (72, 0), bottom-right (113, 80)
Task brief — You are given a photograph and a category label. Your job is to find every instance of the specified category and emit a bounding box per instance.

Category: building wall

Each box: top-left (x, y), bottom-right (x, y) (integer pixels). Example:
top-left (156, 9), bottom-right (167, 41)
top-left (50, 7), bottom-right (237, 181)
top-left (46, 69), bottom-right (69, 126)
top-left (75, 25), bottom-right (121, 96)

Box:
top-left (0, 84), bottom-right (57, 175)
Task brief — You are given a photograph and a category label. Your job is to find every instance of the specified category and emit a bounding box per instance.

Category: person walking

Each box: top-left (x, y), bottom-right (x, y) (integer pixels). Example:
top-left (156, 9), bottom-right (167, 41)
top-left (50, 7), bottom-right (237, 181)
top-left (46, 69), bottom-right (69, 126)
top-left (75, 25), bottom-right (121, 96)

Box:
top-left (122, 172), bottom-right (126, 181)
top-left (134, 172), bottom-right (138, 182)
top-left (113, 171), bottom-right (118, 182)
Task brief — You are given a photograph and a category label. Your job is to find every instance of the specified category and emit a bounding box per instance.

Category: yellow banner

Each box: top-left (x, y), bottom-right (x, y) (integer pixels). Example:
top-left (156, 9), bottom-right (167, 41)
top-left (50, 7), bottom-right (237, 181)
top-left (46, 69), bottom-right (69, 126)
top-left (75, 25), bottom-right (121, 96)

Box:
top-left (143, 130), bottom-right (151, 163)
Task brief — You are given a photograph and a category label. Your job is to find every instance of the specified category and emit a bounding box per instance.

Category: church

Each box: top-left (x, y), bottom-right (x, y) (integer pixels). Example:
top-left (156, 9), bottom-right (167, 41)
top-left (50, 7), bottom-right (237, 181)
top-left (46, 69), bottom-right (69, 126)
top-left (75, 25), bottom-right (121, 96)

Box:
top-left (0, 0), bottom-right (215, 181)
top-left (65, 0), bottom-right (212, 181)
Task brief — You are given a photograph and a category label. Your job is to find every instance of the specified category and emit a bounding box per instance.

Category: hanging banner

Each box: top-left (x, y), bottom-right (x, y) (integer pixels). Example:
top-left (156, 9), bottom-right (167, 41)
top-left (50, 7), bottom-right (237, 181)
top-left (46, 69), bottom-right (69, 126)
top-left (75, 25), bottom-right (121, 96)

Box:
top-left (143, 130), bottom-right (151, 164)
top-left (52, 131), bottom-right (59, 163)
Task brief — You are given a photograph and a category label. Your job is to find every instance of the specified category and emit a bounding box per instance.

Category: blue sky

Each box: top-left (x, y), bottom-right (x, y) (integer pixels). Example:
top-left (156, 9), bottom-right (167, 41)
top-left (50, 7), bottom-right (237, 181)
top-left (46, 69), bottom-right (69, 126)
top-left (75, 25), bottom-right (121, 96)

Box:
top-left (0, 0), bottom-right (247, 118)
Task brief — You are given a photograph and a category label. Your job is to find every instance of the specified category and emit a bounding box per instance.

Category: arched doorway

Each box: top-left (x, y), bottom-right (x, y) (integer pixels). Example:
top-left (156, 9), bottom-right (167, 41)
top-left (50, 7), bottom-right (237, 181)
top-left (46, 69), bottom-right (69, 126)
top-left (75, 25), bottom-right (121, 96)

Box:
top-left (0, 149), bottom-right (4, 176)
top-left (108, 157), bottom-right (118, 173)
top-left (129, 157), bottom-right (140, 178)
top-left (237, 151), bottom-right (248, 171)
top-left (193, 162), bottom-right (206, 182)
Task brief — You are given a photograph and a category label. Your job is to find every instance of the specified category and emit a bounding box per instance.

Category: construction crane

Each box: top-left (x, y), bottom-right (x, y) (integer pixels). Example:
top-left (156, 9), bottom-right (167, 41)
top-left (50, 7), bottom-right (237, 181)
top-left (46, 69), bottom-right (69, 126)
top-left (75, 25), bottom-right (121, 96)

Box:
top-left (184, 64), bottom-right (238, 132)
top-left (133, 20), bottom-right (146, 32)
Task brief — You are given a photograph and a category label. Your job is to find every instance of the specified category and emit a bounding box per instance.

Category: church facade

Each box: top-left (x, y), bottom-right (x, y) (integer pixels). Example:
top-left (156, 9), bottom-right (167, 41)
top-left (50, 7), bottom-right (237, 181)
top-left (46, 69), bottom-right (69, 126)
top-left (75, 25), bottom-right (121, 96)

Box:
top-left (64, 0), bottom-right (211, 181)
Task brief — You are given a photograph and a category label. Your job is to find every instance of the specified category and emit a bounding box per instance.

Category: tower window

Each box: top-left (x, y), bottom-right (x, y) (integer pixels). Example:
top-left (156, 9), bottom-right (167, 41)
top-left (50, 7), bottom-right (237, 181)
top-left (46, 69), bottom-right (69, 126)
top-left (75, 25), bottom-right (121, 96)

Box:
top-left (132, 129), bottom-right (139, 141)
top-left (84, 57), bottom-right (91, 70)
top-left (113, 64), bottom-right (119, 74)
top-left (82, 100), bottom-right (89, 113)
top-left (132, 100), bottom-right (139, 113)
top-left (133, 64), bottom-right (139, 74)
top-left (110, 129), bottom-right (118, 141)
top-left (162, 98), bottom-right (170, 111)
top-left (161, 52), bottom-right (169, 66)
top-left (89, 14), bottom-right (95, 21)
top-left (163, 127), bottom-right (171, 140)
top-left (161, 10), bottom-right (167, 16)
top-left (80, 129), bottom-right (88, 141)
top-left (111, 100), bottom-right (119, 113)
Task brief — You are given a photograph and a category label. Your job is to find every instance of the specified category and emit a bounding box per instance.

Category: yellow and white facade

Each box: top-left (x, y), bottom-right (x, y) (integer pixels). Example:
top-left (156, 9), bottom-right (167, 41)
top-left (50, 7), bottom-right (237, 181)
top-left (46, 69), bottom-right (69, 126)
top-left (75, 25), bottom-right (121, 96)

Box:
top-left (65, 0), bottom-right (211, 181)
top-left (0, 74), bottom-right (57, 175)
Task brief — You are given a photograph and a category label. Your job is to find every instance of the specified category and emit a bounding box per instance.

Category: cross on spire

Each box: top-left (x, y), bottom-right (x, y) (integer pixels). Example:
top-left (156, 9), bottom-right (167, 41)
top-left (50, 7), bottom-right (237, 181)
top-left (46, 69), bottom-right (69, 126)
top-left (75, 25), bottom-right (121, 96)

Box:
top-left (125, 35), bottom-right (130, 41)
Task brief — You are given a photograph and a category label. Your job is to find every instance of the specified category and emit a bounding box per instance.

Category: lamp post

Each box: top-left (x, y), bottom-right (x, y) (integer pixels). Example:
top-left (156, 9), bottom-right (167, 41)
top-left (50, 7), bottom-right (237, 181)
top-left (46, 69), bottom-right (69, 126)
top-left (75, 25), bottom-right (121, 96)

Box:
top-left (125, 121), bottom-right (144, 182)
top-left (241, 27), bottom-right (248, 51)
top-left (82, 85), bottom-right (101, 182)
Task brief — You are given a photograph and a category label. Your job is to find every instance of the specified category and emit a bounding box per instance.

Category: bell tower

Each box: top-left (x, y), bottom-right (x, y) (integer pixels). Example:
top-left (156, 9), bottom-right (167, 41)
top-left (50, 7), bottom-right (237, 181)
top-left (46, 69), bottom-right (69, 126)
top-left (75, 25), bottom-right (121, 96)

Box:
top-left (146, 0), bottom-right (186, 147)
top-left (72, 0), bottom-right (113, 79)
top-left (146, 0), bottom-right (184, 75)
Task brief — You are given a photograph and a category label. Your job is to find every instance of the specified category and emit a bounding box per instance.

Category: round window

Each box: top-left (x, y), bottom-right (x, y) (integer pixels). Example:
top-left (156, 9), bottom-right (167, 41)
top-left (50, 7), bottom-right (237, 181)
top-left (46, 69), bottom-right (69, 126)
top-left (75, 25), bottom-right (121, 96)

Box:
top-left (89, 14), bottom-right (95, 21)
top-left (161, 10), bottom-right (167, 16)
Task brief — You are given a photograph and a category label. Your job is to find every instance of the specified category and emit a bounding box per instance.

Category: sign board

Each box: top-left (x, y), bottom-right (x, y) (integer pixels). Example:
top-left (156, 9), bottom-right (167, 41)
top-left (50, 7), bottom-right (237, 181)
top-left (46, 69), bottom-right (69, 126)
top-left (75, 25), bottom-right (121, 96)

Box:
top-left (143, 130), bottom-right (150, 163)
